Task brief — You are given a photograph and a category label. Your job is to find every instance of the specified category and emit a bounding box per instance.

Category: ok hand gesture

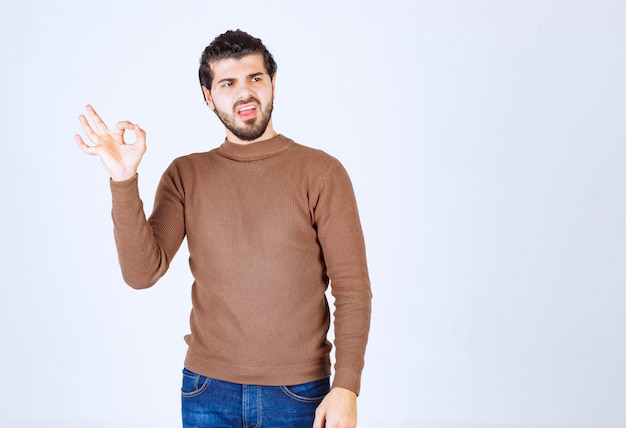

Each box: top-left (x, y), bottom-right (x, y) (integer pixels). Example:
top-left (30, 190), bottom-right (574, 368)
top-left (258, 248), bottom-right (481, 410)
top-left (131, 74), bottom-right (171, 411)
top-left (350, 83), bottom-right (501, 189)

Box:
top-left (75, 104), bottom-right (147, 181)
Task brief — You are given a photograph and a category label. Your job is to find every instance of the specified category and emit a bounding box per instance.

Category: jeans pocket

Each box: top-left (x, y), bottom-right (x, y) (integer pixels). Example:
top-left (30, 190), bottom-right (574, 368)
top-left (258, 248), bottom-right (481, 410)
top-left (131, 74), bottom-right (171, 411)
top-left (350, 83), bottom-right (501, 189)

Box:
top-left (181, 368), bottom-right (211, 398)
top-left (280, 377), bottom-right (330, 403)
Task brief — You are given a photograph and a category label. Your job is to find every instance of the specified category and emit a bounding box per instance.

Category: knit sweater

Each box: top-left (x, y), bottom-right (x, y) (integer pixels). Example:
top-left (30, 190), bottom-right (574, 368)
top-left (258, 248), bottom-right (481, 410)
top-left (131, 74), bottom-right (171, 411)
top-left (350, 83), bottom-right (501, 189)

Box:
top-left (109, 134), bottom-right (371, 394)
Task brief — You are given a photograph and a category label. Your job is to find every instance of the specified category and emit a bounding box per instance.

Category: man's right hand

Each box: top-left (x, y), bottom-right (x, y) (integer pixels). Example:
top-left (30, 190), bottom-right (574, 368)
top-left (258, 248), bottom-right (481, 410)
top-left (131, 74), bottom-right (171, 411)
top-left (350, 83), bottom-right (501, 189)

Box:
top-left (75, 104), bottom-right (147, 181)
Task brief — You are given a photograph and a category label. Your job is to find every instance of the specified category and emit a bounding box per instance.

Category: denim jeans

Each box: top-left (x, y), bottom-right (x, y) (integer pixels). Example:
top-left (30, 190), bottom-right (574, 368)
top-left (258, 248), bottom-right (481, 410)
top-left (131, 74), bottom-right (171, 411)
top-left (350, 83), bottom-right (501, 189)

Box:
top-left (181, 368), bottom-right (330, 427)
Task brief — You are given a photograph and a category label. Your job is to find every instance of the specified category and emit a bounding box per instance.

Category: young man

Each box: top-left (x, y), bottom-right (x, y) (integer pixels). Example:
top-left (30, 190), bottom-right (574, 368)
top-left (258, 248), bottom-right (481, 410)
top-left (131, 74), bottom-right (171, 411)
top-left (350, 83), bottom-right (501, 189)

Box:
top-left (76, 30), bottom-right (371, 428)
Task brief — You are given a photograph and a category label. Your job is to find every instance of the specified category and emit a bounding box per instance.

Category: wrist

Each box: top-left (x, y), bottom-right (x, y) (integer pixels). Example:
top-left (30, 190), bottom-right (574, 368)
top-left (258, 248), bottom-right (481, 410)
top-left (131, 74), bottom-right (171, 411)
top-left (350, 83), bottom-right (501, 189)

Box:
top-left (110, 172), bottom-right (137, 182)
top-left (331, 387), bottom-right (357, 398)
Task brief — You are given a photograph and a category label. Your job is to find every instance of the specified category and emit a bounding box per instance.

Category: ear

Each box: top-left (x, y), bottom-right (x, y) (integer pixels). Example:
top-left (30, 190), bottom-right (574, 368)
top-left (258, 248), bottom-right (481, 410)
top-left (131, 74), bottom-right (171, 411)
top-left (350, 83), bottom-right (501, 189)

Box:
top-left (201, 86), bottom-right (215, 110)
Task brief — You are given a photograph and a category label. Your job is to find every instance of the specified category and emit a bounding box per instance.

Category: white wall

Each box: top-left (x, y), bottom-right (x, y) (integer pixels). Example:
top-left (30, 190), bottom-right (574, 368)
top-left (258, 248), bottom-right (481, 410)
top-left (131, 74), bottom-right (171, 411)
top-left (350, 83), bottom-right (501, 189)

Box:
top-left (1, 1), bottom-right (625, 427)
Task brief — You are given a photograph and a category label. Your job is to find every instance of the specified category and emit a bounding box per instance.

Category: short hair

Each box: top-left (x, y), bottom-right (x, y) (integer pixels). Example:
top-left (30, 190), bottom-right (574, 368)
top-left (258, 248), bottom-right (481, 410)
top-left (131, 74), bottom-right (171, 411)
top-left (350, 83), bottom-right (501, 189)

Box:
top-left (199, 30), bottom-right (277, 92)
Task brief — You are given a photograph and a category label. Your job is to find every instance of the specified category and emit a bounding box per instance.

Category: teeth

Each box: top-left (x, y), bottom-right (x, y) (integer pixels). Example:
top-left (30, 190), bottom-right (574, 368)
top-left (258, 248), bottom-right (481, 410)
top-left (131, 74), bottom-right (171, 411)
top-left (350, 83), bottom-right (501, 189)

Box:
top-left (239, 106), bottom-right (255, 112)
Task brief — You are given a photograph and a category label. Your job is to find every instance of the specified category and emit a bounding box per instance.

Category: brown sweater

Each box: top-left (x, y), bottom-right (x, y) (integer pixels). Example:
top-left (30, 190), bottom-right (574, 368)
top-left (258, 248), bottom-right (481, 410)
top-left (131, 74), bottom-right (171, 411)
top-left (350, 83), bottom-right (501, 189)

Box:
top-left (110, 134), bottom-right (371, 394)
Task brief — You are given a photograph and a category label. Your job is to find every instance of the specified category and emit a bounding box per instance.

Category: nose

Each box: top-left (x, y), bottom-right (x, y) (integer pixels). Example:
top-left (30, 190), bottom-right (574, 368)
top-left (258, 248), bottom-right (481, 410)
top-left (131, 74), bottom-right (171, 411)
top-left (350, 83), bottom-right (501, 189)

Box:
top-left (235, 80), bottom-right (253, 100)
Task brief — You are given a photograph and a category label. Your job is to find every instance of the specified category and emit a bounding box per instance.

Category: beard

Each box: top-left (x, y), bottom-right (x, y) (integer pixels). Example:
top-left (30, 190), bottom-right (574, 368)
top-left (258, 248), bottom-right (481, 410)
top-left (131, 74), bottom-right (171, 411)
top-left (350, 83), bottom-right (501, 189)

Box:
top-left (213, 97), bottom-right (274, 142)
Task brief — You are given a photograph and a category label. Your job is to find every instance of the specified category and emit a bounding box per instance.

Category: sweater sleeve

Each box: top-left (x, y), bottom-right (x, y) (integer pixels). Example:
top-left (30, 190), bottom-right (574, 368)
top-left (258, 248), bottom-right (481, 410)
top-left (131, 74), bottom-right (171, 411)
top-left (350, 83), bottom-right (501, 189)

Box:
top-left (314, 160), bottom-right (372, 395)
top-left (110, 167), bottom-right (185, 289)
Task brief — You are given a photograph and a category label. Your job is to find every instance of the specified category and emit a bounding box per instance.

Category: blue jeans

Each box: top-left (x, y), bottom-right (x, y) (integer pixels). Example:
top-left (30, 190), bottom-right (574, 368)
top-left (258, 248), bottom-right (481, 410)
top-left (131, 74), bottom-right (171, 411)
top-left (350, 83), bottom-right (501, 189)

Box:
top-left (181, 368), bottom-right (330, 427)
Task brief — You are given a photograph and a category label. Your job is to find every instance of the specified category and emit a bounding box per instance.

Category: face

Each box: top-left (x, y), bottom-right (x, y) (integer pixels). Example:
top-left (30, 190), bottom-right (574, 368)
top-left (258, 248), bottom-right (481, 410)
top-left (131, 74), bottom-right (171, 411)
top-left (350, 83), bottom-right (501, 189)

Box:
top-left (202, 54), bottom-right (276, 144)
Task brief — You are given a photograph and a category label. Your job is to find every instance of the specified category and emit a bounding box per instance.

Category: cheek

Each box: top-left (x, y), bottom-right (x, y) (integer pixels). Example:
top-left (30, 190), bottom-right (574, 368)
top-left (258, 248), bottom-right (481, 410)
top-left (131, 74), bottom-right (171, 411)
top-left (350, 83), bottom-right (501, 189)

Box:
top-left (209, 97), bottom-right (228, 113)
top-left (261, 89), bottom-right (274, 106)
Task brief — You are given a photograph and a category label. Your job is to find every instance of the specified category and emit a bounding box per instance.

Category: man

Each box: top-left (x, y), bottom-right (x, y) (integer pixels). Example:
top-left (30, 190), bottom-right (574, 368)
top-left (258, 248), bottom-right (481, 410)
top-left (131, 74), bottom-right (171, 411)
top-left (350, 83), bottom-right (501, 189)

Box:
top-left (75, 30), bottom-right (371, 428)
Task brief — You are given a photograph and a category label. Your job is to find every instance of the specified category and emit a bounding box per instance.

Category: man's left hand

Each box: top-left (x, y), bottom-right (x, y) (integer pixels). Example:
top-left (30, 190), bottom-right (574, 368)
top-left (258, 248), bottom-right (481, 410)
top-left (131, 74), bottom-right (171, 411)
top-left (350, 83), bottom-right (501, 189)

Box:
top-left (313, 387), bottom-right (357, 428)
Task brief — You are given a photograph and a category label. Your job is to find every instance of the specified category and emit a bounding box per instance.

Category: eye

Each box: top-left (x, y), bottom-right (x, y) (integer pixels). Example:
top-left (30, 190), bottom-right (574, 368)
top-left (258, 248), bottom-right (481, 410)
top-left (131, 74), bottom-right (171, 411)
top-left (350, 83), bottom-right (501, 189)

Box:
top-left (251, 76), bottom-right (261, 82)
top-left (217, 80), bottom-right (234, 88)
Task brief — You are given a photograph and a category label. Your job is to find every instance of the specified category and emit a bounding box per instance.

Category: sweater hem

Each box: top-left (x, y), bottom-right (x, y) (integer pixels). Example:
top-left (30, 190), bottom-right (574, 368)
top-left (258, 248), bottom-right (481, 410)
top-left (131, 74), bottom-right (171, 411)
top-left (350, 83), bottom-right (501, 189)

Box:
top-left (184, 349), bottom-right (331, 387)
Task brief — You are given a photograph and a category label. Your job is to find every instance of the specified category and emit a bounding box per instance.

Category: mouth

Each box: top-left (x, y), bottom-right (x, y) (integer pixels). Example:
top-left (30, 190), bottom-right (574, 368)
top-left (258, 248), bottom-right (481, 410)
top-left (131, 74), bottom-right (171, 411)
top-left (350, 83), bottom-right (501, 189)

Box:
top-left (236, 103), bottom-right (258, 120)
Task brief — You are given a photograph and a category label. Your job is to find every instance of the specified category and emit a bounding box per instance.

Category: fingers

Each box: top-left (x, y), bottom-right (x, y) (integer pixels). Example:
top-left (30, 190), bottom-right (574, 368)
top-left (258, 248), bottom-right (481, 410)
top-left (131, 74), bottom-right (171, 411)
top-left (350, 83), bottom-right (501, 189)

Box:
top-left (85, 104), bottom-right (111, 134)
top-left (74, 133), bottom-right (96, 155)
top-left (78, 105), bottom-right (120, 143)
top-left (131, 123), bottom-right (147, 152)
top-left (78, 113), bottom-right (101, 144)
top-left (77, 104), bottom-right (144, 143)
top-left (112, 121), bottom-right (147, 150)
top-left (112, 120), bottom-right (135, 137)
top-left (312, 407), bottom-right (326, 428)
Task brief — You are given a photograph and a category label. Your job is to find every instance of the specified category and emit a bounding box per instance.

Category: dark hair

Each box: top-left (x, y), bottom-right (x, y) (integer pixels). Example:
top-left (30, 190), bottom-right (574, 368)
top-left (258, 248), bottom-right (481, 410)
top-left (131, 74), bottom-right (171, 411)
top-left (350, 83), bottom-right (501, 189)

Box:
top-left (199, 30), bottom-right (277, 92)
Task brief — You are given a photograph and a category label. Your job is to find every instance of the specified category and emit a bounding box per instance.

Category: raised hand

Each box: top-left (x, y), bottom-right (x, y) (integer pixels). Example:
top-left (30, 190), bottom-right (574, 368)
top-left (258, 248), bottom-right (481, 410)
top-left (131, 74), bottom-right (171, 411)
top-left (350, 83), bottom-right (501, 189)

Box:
top-left (75, 104), bottom-right (147, 181)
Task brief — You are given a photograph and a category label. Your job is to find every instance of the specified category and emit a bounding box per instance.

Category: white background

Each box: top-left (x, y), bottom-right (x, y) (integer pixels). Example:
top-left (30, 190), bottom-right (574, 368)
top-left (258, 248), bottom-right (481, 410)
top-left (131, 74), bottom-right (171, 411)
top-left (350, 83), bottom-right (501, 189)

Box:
top-left (1, 1), bottom-right (625, 427)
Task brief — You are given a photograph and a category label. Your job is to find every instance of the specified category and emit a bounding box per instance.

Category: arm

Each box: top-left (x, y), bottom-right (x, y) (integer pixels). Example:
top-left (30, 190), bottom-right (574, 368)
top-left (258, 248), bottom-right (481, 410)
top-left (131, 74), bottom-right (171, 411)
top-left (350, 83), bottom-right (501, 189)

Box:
top-left (76, 105), bottom-right (184, 288)
top-left (313, 160), bottom-right (372, 427)
top-left (110, 171), bottom-right (185, 289)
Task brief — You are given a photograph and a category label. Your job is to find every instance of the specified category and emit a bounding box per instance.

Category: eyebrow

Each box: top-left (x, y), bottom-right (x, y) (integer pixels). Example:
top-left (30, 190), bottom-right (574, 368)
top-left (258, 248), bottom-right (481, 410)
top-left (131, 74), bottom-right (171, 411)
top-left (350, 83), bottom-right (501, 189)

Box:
top-left (215, 72), bottom-right (267, 85)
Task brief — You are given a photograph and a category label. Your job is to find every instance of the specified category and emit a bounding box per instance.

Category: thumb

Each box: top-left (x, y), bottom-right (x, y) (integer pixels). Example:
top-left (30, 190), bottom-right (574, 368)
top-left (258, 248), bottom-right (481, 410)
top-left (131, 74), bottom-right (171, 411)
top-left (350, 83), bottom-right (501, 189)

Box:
top-left (131, 123), bottom-right (147, 152)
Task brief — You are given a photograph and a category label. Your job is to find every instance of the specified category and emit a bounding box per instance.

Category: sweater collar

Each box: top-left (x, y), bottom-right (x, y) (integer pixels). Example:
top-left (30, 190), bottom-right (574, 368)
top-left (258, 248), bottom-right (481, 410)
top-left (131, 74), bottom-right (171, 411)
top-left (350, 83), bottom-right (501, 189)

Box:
top-left (217, 134), bottom-right (293, 161)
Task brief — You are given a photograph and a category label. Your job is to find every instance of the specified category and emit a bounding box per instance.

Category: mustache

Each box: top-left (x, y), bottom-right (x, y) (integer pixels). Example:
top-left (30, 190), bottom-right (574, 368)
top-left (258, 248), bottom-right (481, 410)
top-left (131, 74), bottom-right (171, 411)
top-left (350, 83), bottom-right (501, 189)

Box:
top-left (233, 97), bottom-right (260, 110)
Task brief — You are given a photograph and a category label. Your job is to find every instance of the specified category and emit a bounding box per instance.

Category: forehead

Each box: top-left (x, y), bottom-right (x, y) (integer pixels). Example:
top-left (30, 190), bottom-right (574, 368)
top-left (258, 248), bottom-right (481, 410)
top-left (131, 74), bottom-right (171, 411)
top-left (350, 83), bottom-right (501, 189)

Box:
top-left (210, 54), bottom-right (267, 79)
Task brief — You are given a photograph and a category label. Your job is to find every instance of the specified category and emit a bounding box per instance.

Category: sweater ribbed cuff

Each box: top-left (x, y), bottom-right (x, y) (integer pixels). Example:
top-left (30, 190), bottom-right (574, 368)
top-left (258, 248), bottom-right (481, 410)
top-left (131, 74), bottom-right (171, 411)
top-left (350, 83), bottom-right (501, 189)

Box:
top-left (331, 367), bottom-right (362, 396)
top-left (109, 174), bottom-right (140, 202)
